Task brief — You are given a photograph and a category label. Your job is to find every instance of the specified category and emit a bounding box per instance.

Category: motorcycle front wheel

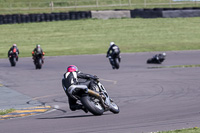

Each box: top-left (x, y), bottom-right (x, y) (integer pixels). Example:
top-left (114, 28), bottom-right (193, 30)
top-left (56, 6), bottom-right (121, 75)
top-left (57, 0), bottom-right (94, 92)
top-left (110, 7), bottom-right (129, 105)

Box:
top-left (35, 58), bottom-right (42, 69)
top-left (109, 101), bottom-right (120, 114)
top-left (80, 95), bottom-right (104, 116)
top-left (10, 57), bottom-right (16, 66)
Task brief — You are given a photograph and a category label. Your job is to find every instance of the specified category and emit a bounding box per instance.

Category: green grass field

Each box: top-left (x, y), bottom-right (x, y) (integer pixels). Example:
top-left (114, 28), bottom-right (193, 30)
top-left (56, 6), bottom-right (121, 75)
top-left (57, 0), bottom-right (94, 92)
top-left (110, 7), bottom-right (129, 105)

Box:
top-left (0, 16), bottom-right (200, 132)
top-left (156, 127), bottom-right (200, 133)
top-left (0, 17), bottom-right (200, 58)
top-left (0, 0), bottom-right (199, 14)
top-left (1, 1), bottom-right (200, 132)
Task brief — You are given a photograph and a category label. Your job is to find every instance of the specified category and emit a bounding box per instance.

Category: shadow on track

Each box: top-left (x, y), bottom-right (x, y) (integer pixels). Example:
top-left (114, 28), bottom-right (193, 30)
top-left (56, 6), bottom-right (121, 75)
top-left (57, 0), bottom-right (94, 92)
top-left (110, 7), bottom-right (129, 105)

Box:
top-left (37, 112), bottom-right (111, 119)
top-left (37, 114), bottom-right (95, 119)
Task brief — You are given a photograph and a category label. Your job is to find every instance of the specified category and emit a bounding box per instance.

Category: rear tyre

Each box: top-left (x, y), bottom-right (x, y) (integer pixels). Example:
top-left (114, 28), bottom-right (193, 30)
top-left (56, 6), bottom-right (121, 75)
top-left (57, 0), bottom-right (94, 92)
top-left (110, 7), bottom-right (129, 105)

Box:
top-left (147, 58), bottom-right (151, 64)
top-left (80, 95), bottom-right (104, 116)
top-left (114, 58), bottom-right (119, 69)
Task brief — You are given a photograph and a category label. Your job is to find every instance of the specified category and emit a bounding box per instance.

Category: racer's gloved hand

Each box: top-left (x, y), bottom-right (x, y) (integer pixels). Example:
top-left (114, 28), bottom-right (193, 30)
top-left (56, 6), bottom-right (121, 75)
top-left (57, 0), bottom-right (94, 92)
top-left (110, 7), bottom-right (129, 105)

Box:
top-left (92, 75), bottom-right (99, 80)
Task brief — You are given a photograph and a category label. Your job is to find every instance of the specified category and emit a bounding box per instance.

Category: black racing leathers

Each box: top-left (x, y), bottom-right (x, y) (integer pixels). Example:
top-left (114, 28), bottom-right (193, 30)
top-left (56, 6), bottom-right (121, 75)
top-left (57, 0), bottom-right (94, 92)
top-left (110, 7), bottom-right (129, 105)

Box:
top-left (32, 47), bottom-right (44, 64)
top-left (153, 54), bottom-right (165, 64)
top-left (8, 46), bottom-right (19, 61)
top-left (62, 71), bottom-right (97, 112)
top-left (107, 44), bottom-right (121, 62)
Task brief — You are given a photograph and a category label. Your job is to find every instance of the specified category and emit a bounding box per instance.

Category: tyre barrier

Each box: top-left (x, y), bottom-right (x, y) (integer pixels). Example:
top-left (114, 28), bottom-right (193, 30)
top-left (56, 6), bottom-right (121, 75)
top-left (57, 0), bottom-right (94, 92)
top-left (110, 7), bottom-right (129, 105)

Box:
top-left (0, 11), bottom-right (91, 25)
top-left (0, 8), bottom-right (200, 25)
top-left (69, 11), bottom-right (91, 20)
top-left (131, 9), bottom-right (163, 18)
top-left (131, 7), bottom-right (200, 18)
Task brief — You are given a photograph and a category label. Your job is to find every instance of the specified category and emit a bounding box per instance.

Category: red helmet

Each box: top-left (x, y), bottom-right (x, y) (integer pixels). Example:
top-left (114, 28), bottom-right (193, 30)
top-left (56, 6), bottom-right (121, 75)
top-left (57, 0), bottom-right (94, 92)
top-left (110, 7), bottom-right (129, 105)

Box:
top-left (67, 65), bottom-right (78, 72)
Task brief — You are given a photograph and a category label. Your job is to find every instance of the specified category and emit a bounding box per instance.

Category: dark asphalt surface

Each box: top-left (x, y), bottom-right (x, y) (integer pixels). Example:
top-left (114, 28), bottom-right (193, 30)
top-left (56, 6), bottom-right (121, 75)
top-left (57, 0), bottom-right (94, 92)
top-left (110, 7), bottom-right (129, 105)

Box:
top-left (0, 50), bottom-right (200, 133)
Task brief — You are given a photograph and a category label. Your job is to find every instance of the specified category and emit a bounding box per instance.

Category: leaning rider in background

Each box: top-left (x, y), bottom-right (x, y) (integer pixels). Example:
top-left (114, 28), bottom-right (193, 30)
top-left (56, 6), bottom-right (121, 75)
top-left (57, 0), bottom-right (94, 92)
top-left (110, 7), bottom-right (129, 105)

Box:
top-left (154, 52), bottom-right (166, 63)
top-left (8, 44), bottom-right (19, 61)
top-left (32, 44), bottom-right (45, 64)
top-left (62, 65), bottom-right (98, 113)
top-left (106, 42), bottom-right (121, 62)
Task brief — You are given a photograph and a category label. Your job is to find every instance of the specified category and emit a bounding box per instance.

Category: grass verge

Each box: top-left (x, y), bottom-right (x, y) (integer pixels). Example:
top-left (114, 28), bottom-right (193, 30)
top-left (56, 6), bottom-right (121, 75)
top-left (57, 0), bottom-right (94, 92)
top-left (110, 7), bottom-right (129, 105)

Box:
top-left (156, 127), bottom-right (200, 133)
top-left (0, 17), bottom-right (200, 58)
top-left (148, 64), bottom-right (200, 69)
top-left (0, 109), bottom-right (15, 115)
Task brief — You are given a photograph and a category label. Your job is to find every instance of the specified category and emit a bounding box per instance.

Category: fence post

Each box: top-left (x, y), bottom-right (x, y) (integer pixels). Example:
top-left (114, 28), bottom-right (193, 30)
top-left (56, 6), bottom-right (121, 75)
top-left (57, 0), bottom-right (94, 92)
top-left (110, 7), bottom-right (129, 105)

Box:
top-left (75, 0), bottom-right (77, 10)
top-left (29, 2), bottom-right (31, 10)
top-left (169, 0), bottom-right (172, 8)
top-left (96, 0), bottom-right (99, 8)
top-left (144, 0), bottom-right (146, 8)
top-left (50, 1), bottom-right (54, 12)
top-left (9, 2), bottom-right (12, 11)
top-left (128, 0), bottom-right (131, 7)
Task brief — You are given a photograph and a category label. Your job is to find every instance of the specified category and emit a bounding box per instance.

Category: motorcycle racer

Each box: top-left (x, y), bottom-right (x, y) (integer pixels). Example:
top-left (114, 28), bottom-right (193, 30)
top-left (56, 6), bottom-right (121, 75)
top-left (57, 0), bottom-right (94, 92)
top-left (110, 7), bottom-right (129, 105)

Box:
top-left (106, 42), bottom-right (121, 61)
top-left (106, 42), bottom-right (121, 69)
top-left (8, 44), bottom-right (19, 61)
top-left (62, 65), bottom-right (98, 113)
top-left (153, 53), bottom-right (166, 64)
top-left (147, 52), bottom-right (166, 64)
top-left (32, 44), bottom-right (45, 64)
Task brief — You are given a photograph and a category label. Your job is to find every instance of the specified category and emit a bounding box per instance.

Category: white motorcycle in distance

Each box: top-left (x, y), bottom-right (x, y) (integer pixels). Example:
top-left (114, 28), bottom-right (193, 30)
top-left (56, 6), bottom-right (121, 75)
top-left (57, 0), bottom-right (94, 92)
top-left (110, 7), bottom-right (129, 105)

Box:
top-left (65, 76), bottom-right (120, 116)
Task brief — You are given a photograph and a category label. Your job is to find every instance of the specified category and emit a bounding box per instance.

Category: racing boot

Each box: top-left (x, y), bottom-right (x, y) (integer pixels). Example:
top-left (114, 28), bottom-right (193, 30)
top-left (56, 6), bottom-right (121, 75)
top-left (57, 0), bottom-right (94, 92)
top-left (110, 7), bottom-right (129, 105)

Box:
top-left (118, 56), bottom-right (121, 62)
top-left (81, 106), bottom-right (88, 113)
top-left (42, 57), bottom-right (44, 64)
top-left (70, 104), bottom-right (88, 113)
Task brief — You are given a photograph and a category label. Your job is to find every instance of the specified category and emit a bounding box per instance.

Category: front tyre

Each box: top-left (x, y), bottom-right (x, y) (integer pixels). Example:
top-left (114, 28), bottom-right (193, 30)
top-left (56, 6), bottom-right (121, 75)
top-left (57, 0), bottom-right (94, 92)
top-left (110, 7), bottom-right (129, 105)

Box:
top-left (10, 57), bottom-right (16, 66)
top-left (35, 58), bottom-right (42, 69)
top-left (109, 101), bottom-right (120, 114)
top-left (80, 95), bottom-right (104, 116)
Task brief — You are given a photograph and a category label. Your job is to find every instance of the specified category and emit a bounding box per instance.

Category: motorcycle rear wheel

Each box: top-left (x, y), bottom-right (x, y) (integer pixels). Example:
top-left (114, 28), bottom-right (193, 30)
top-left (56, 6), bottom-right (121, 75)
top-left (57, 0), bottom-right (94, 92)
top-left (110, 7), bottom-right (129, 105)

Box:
top-left (147, 58), bottom-right (152, 64)
top-left (114, 58), bottom-right (119, 69)
top-left (81, 95), bottom-right (104, 116)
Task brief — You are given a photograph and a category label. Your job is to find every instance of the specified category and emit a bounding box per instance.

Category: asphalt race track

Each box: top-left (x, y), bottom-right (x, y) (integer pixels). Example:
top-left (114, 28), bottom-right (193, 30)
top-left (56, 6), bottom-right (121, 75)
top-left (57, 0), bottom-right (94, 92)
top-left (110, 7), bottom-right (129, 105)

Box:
top-left (0, 50), bottom-right (200, 133)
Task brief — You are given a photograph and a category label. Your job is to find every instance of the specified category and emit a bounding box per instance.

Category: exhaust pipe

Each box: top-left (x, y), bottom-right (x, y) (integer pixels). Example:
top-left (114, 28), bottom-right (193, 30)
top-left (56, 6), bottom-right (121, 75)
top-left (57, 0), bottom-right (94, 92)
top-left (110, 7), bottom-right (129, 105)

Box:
top-left (88, 89), bottom-right (100, 98)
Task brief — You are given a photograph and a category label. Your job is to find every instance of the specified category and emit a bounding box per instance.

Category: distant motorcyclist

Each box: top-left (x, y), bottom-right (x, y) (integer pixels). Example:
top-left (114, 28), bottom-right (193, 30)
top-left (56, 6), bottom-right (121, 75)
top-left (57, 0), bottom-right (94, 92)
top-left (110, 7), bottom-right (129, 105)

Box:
top-left (62, 65), bottom-right (98, 113)
top-left (32, 44), bottom-right (45, 64)
top-left (154, 53), bottom-right (166, 63)
top-left (8, 44), bottom-right (19, 61)
top-left (106, 42), bottom-right (121, 62)
top-left (147, 52), bottom-right (166, 64)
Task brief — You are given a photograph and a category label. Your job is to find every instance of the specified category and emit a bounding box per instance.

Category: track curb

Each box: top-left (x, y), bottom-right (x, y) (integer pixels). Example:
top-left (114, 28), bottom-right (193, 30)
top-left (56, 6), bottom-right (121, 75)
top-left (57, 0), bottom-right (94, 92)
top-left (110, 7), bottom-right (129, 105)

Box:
top-left (0, 106), bottom-right (51, 120)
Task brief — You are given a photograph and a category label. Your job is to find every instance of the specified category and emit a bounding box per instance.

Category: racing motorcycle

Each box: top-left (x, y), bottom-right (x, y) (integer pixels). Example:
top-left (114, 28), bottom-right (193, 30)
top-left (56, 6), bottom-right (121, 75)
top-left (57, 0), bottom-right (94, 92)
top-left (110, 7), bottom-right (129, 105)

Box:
top-left (147, 53), bottom-right (166, 64)
top-left (8, 50), bottom-right (18, 67)
top-left (66, 76), bottom-right (120, 115)
top-left (33, 53), bottom-right (43, 69)
top-left (108, 55), bottom-right (120, 69)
